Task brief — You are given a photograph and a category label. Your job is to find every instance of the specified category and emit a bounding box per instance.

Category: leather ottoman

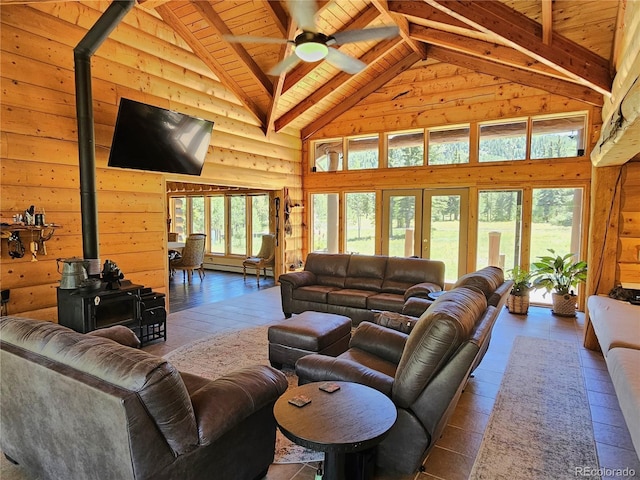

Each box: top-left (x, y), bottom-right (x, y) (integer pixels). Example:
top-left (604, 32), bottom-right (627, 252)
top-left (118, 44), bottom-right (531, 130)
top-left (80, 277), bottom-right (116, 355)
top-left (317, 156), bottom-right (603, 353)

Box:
top-left (268, 311), bottom-right (352, 369)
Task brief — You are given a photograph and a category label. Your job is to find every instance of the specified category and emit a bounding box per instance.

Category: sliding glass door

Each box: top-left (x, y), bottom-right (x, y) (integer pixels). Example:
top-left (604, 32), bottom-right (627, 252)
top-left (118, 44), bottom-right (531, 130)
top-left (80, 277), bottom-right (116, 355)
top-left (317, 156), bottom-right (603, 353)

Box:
top-left (382, 189), bottom-right (468, 283)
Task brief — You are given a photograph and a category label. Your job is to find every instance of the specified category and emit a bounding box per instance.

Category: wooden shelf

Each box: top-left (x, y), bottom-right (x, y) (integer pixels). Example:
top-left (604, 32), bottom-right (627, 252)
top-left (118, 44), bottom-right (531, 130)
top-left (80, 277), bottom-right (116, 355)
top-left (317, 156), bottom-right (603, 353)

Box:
top-left (1, 224), bottom-right (62, 259)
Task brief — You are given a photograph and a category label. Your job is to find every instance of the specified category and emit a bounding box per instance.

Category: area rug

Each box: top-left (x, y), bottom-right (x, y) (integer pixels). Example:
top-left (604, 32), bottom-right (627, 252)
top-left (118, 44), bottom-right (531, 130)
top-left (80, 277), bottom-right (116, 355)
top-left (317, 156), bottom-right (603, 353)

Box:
top-left (163, 326), bottom-right (324, 465)
top-left (469, 336), bottom-right (600, 480)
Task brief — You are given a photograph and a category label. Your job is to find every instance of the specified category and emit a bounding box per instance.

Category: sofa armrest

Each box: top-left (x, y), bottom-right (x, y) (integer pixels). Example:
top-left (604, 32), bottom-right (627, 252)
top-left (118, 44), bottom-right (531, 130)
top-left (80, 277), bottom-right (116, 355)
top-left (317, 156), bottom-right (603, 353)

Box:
top-left (489, 280), bottom-right (514, 308)
top-left (278, 271), bottom-right (317, 288)
top-left (188, 365), bottom-right (288, 446)
top-left (404, 282), bottom-right (441, 301)
top-left (295, 354), bottom-right (394, 396)
top-left (350, 321), bottom-right (408, 364)
top-left (88, 325), bottom-right (140, 348)
top-left (402, 297), bottom-right (434, 317)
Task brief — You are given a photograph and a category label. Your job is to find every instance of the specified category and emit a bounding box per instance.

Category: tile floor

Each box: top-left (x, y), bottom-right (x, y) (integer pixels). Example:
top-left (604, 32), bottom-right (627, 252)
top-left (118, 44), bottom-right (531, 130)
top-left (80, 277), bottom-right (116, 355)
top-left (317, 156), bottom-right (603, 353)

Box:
top-left (144, 278), bottom-right (640, 480)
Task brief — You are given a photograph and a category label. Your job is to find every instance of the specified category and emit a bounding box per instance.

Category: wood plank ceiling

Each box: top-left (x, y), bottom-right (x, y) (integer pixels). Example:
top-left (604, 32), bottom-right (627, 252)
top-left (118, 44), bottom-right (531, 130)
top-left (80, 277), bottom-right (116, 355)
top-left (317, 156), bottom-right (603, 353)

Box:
top-left (139, 0), bottom-right (621, 140)
top-left (127, 1), bottom-right (623, 139)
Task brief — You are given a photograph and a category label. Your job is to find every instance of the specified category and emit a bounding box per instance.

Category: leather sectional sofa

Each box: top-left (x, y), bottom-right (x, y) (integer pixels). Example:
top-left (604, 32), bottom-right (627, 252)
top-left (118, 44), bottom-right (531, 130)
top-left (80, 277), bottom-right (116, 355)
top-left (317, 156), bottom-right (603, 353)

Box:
top-left (0, 316), bottom-right (288, 480)
top-left (296, 283), bottom-right (508, 474)
top-left (587, 295), bottom-right (640, 458)
top-left (279, 253), bottom-right (446, 325)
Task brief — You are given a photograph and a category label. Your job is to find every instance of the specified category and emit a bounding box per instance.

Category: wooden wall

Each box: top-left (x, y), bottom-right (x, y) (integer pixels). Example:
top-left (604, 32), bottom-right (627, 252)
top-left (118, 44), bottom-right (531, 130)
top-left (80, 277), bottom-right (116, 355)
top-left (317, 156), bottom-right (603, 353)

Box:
top-left (619, 160), bottom-right (640, 284)
top-left (0, 2), bottom-right (301, 320)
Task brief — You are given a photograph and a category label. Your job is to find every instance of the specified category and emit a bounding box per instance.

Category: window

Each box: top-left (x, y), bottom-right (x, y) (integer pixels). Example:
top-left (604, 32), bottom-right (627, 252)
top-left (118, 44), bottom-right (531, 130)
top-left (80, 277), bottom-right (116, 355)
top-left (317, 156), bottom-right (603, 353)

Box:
top-left (311, 193), bottom-right (339, 253)
top-left (251, 194), bottom-right (270, 255)
top-left (428, 126), bottom-right (470, 165)
top-left (313, 139), bottom-right (343, 172)
top-left (388, 131), bottom-right (424, 168)
top-left (476, 190), bottom-right (523, 271)
top-left (209, 196), bottom-right (225, 254)
top-left (531, 115), bottom-right (586, 159)
top-left (388, 194), bottom-right (416, 257)
top-left (190, 196), bottom-right (205, 234)
top-left (169, 197), bottom-right (186, 241)
top-left (347, 135), bottom-right (379, 170)
top-left (529, 188), bottom-right (583, 304)
top-left (229, 196), bottom-right (246, 256)
top-left (479, 120), bottom-right (527, 162)
top-left (345, 192), bottom-right (376, 254)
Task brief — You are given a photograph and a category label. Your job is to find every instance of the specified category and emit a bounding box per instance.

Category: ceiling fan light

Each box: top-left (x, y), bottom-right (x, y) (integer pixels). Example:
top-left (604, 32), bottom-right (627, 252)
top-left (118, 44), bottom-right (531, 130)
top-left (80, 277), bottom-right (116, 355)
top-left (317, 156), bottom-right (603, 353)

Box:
top-left (295, 42), bottom-right (328, 62)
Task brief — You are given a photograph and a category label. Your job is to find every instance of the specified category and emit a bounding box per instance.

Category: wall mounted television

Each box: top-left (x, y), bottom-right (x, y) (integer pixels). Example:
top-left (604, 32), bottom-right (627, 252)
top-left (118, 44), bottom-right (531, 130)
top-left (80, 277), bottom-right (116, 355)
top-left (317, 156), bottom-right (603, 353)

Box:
top-left (107, 98), bottom-right (214, 176)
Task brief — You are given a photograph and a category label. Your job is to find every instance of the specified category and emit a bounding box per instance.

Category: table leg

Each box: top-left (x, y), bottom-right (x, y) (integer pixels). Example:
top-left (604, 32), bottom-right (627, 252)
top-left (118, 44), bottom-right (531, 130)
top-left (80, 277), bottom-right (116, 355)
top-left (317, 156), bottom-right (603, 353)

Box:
top-left (323, 451), bottom-right (346, 480)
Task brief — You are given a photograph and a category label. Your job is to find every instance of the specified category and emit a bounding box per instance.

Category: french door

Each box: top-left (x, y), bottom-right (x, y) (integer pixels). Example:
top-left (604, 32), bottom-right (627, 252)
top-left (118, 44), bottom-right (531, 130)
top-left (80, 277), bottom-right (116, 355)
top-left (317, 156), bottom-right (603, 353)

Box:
top-left (381, 189), bottom-right (468, 283)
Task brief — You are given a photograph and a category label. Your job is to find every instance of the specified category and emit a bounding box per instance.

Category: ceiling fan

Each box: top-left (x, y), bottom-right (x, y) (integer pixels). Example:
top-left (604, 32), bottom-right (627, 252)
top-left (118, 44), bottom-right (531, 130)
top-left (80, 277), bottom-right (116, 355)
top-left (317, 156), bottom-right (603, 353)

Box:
top-left (223, 0), bottom-right (400, 76)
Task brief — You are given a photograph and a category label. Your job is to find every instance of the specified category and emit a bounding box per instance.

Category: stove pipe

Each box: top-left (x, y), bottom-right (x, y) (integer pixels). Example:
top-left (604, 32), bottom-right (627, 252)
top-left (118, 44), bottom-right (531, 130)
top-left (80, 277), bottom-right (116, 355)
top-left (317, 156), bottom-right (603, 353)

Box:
top-left (74, 0), bottom-right (134, 276)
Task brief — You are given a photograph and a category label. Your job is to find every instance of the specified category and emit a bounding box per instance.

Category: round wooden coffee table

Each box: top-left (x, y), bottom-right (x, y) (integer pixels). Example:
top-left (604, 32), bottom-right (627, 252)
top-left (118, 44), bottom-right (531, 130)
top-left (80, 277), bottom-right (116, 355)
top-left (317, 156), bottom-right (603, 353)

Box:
top-left (274, 381), bottom-right (397, 480)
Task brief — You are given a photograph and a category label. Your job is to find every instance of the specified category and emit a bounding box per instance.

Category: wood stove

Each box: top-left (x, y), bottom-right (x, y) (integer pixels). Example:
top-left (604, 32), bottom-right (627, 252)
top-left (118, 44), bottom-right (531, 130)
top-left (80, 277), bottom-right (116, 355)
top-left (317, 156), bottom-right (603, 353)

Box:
top-left (57, 280), bottom-right (166, 346)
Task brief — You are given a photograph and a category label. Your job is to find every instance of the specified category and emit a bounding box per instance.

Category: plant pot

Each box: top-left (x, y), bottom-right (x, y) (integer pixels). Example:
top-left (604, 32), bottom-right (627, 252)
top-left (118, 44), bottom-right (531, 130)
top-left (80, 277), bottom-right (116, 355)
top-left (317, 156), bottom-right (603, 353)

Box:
top-left (507, 294), bottom-right (530, 315)
top-left (551, 292), bottom-right (577, 317)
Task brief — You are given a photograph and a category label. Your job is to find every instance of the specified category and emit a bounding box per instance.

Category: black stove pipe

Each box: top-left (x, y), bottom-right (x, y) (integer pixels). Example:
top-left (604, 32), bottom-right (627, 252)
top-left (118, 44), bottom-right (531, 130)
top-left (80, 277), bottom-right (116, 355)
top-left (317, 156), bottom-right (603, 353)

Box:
top-left (74, 0), bottom-right (134, 276)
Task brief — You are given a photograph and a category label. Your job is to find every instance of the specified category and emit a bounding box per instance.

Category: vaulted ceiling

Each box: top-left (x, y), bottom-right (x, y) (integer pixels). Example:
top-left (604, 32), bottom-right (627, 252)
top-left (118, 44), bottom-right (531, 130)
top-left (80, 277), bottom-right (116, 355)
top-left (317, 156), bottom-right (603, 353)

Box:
top-left (139, 0), bottom-right (621, 139)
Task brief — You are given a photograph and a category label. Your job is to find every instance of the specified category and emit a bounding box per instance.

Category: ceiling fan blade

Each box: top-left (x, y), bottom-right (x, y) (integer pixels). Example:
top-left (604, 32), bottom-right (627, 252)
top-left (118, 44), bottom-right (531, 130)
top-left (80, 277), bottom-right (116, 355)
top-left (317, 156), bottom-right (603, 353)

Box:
top-left (268, 54), bottom-right (302, 76)
top-left (330, 26), bottom-right (400, 46)
top-left (325, 48), bottom-right (366, 75)
top-left (222, 34), bottom-right (289, 45)
top-left (288, 0), bottom-right (318, 32)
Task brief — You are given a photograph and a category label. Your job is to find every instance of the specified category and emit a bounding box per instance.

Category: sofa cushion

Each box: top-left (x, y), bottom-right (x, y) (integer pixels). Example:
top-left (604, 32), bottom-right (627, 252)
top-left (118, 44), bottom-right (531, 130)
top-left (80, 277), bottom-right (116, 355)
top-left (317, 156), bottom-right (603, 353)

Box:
top-left (381, 257), bottom-right (445, 294)
top-left (304, 253), bottom-right (350, 288)
top-left (344, 255), bottom-right (387, 291)
top-left (588, 296), bottom-right (640, 355)
top-left (606, 347), bottom-right (640, 455)
top-left (293, 285), bottom-right (341, 303)
top-left (328, 289), bottom-right (378, 309)
top-left (367, 292), bottom-right (405, 312)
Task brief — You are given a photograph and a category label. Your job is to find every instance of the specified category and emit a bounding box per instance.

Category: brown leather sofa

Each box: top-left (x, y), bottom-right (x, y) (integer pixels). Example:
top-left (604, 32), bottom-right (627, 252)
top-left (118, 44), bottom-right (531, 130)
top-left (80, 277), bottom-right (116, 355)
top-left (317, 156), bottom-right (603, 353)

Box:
top-left (279, 253), bottom-right (446, 325)
top-left (0, 316), bottom-right (288, 480)
top-left (295, 285), bottom-right (504, 474)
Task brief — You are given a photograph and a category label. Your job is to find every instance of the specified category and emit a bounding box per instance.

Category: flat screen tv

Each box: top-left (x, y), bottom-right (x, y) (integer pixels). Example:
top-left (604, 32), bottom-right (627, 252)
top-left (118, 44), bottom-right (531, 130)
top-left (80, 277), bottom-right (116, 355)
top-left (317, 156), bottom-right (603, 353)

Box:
top-left (108, 98), bottom-right (214, 176)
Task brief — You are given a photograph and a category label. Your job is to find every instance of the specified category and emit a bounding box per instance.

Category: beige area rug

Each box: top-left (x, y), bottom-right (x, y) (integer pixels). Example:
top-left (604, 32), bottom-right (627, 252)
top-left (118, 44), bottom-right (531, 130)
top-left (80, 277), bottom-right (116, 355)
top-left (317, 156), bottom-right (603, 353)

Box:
top-left (163, 326), bottom-right (324, 465)
top-left (469, 336), bottom-right (600, 480)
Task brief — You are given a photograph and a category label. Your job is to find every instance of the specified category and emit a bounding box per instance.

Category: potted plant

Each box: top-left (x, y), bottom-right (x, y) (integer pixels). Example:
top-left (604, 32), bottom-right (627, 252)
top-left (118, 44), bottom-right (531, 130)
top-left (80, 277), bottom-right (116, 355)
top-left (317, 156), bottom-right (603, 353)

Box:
top-left (531, 249), bottom-right (588, 317)
top-left (506, 266), bottom-right (533, 314)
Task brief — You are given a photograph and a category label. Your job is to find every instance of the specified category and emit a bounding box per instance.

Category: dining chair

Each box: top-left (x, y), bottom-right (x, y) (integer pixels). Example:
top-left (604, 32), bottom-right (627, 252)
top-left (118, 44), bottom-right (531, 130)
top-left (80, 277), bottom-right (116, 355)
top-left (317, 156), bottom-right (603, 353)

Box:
top-left (242, 234), bottom-right (275, 286)
top-left (170, 234), bottom-right (206, 284)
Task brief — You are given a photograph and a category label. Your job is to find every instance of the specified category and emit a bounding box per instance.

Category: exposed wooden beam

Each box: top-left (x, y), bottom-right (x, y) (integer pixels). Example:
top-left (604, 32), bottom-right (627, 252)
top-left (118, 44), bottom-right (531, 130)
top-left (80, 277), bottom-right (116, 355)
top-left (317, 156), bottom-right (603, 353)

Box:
top-left (136, 0), bottom-right (172, 10)
top-left (422, 0), bottom-right (612, 95)
top-left (192, 1), bottom-right (274, 99)
top-left (410, 24), bottom-right (569, 81)
top-left (388, 0), bottom-right (475, 31)
top-left (276, 37), bottom-right (403, 131)
top-left (266, 17), bottom-right (297, 133)
top-left (541, 0), bottom-right (552, 45)
top-left (282, 4), bottom-right (382, 94)
top-left (371, 0), bottom-right (428, 60)
top-left (301, 51), bottom-right (421, 140)
top-left (428, 45), bottom-right (603, 106)
top-left (157, 5), bottom-right (267, 127)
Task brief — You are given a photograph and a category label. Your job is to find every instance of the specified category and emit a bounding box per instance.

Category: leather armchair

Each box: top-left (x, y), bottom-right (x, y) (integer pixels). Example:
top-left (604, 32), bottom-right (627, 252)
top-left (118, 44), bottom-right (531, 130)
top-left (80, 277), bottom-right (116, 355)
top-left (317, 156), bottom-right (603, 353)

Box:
top-left (1, 316), bottom-right (288, 480)
top-left (296, 287), bottom-right (499, 474)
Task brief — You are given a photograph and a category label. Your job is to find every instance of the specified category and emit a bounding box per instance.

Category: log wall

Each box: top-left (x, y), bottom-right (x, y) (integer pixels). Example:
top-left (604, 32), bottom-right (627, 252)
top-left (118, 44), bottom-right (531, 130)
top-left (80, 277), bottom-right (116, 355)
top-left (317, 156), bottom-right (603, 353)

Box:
top-left (0, 2), bottom-right (301, 320)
